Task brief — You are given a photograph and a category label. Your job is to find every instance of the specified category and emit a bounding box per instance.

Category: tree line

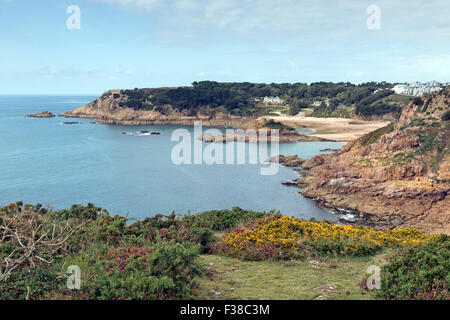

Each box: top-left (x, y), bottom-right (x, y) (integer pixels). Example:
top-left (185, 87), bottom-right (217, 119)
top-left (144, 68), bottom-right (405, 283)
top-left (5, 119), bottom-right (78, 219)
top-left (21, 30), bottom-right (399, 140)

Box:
top-left (110, 81), bottom-right (403, 117)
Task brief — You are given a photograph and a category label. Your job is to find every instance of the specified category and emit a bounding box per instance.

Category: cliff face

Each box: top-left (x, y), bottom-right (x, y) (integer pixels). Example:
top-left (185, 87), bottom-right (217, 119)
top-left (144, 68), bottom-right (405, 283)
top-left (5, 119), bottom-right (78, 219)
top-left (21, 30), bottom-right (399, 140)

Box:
top-left (60, 90), bottom-right (258, 127)
top-left (297, 88), bottom-right (450, 234)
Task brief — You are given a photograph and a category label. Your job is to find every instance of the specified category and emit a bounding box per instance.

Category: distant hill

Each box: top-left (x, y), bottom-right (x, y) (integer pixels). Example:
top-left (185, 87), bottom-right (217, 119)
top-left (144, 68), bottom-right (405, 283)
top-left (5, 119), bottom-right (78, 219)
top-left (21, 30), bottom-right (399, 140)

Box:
top-left (61, 81), bottom-right (413, 124)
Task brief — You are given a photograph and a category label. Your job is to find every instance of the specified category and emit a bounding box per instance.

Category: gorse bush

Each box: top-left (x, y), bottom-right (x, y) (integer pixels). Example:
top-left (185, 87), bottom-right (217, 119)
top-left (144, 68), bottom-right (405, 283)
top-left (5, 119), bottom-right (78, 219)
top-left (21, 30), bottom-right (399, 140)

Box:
top-left (378, 235), bottom-right (450, 300)
top-left (182, 207), bottom-right (272, 232)
top-left (85, 241), bottom-right (202, 300)
top-left (128, 207), bottom-right (272, 252)
top-left (222, 215), bottom-right (439, 260)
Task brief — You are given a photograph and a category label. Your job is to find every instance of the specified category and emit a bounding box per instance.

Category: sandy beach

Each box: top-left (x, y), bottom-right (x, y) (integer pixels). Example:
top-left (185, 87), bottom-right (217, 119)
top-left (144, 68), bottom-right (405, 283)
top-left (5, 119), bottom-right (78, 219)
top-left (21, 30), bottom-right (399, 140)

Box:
top-left (262, 115), bottom-right (391, 141)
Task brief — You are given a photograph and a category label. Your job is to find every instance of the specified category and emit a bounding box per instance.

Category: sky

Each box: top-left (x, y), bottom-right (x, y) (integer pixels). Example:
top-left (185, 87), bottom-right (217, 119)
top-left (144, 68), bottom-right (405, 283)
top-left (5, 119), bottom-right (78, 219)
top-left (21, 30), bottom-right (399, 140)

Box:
top-left (0, 0), bottom-right (449, 94)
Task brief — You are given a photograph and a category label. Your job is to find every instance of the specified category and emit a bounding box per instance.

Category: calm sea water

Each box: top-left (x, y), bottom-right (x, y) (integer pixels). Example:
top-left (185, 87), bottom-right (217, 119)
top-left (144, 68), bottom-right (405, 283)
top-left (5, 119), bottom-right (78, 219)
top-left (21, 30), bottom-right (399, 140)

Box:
top-left (0, 95), bottom-right (345, 221)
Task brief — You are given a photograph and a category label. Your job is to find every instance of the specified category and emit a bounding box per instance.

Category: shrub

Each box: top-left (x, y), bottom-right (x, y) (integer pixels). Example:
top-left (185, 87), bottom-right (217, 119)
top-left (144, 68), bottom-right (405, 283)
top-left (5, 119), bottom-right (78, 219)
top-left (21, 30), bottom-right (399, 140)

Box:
top-left (442, 110), bottom-right (450, 121)
top-left (221, 215), bottom-right (439, 260)
top-left (184, 207), bottom-right (271, 231)
top-left (148, 240), bottom-right (202, 298)
top-left (88, 246), bottom-right (174, 300)
top-left (83, 240), bottom-right (202, 300)
top-left (378, 235), bottom-right (450, 300)
top-left (0, 203), bottom-right (90, 284)
top-left (412, 97), bottom-right (424, 106)
top-left (58, 203), bottom-right (107, 220)
top-left (360, 123), bottom-right (394, 146)
top-left (126, 207), bottom-right (271, 252)
top-left (0, 267), bottom-right (59, 300)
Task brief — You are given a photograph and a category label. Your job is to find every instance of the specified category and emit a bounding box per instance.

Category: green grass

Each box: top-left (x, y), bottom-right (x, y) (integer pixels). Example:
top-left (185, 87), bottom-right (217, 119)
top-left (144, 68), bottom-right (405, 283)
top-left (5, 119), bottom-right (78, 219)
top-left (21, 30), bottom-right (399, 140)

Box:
top-left (361, 123), bottom-right (394, 147)
top-left (195, 253), bottom-right (389, 300)
top-left (381, 94), bottom-right (413, 106)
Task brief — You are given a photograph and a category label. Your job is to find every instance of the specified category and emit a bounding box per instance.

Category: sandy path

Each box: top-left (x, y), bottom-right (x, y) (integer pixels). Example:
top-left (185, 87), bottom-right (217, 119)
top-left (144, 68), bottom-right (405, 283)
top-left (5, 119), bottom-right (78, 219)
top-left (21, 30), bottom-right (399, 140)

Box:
top-left (262, 115), bottom-right (391, 142)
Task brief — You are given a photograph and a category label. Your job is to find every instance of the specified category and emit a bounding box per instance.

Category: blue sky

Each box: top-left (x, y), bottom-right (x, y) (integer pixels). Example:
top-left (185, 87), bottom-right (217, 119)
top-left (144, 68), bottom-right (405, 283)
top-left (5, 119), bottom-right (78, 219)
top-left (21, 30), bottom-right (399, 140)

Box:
top-left (0, 0), bottom-right (449, 94)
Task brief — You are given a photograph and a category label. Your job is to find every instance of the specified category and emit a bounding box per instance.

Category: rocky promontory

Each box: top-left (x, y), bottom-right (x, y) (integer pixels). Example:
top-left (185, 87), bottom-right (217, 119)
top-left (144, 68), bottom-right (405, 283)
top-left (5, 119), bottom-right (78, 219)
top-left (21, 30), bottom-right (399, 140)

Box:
top-left (27, 111), bottom-right (55, 118)
top-left (60, 89), bottom-right (258, 127)
top-left (279, 88), bottom-right (450, 234)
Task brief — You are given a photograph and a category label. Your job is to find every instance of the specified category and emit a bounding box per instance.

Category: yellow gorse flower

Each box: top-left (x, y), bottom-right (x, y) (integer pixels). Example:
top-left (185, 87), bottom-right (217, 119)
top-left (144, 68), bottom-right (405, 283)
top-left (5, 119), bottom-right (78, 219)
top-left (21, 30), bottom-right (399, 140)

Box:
top-left (222, 215), bottom-right (438, 255)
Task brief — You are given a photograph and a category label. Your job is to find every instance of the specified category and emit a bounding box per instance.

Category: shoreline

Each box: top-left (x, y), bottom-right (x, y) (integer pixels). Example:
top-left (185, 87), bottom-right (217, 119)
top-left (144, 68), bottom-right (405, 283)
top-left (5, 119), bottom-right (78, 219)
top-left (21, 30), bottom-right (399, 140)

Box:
top-left (261, 115), bottom-right (391, 142)
top-left (59, 109), bottom-right (390, 143)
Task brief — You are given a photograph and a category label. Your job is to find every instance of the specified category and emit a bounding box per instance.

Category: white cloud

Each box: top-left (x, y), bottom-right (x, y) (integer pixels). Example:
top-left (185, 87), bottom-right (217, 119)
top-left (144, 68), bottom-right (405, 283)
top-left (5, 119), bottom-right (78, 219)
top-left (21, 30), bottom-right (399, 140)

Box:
top-left (90, 0), bottom-right (450, 48)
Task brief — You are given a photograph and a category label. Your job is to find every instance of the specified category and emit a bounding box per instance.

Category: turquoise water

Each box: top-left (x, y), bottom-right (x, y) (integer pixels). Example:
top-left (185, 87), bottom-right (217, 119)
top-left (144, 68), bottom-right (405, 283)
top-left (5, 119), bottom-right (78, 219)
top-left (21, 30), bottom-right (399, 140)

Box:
top-left (0, 95), bottom-right (345, 221)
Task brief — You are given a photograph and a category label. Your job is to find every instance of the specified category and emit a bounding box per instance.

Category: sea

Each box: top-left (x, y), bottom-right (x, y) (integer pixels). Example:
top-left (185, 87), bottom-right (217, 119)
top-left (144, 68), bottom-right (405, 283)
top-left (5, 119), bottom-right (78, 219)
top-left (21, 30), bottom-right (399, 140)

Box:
top-left (0, 95), bottom-right (345, 221)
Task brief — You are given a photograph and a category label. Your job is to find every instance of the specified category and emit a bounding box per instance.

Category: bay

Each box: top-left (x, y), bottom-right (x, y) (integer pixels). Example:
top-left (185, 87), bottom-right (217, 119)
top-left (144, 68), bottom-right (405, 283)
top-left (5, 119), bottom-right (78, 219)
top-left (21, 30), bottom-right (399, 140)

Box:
top-left (0, 95), bottom-right (345, 221)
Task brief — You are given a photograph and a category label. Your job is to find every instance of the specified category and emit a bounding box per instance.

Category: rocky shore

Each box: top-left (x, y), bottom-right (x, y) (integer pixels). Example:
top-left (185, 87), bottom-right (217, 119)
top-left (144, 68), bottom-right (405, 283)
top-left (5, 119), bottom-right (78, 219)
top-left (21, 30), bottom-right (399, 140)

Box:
top-left (275, 88), bottom-right (450, 234)
top-left (198, 128), bottom-right (331, 143)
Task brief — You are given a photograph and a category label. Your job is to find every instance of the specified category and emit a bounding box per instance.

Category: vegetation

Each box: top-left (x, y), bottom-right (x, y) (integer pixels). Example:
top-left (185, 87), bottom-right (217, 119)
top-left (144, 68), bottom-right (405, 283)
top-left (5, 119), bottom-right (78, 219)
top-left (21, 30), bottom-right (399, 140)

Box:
top-left (355, 90), bottom-right (401, 116)
top-left (1, 202), bottom-right (446, 300)
top-left (263, 119), bottom-right (295, 131)
top-left (412, 97), bottom-right (424, 107)
top-left (221, 215), bottom-right (437, 260)
top-left (443, 110), bottom-right (450, 121)
top-left (0, 203), bottom-right (272, 300)
top-left (360, 123), bottom-right (395, 147)
top-left (196, 254), bottom-right (383, 300)
top-left (378, 235), bottom-right (449, 300)
top-left (107, 81), bottom-right (409, 118)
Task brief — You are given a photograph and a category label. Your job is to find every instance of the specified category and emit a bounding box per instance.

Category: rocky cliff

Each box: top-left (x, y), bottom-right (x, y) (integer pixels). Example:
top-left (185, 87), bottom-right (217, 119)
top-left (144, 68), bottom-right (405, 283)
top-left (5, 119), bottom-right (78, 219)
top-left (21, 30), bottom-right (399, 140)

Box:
top-left (60, 89), bottom-right (258, 127)
top-left (295, 87), bottom-right (450, 234)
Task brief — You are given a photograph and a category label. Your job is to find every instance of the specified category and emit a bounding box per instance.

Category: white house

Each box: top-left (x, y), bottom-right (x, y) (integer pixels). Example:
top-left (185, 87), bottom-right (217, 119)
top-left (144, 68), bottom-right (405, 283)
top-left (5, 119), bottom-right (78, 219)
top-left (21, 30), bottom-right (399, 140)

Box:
top-left (263, 96), bottom-right (283, 105)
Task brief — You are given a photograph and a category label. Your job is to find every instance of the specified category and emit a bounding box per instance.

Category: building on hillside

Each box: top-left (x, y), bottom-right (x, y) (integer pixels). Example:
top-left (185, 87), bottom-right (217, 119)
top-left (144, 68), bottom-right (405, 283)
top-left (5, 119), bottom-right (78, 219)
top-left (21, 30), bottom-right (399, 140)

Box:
top-left (393, 81), bottom-right (443, 96)
top-left (263, 96), bottom-right (283, 105)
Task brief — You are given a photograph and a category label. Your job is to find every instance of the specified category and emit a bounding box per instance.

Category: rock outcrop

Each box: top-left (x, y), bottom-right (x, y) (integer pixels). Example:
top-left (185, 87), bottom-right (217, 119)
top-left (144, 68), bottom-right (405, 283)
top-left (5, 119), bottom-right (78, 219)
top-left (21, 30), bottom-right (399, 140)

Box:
top-left (27, 111), bottom-right (55, 118)
top-left (266, 155), bottom-right (306, 167)
top-left (199, 128), bottom-right (330, 143)
top-left (293, 88), bottom-right (450, 234)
